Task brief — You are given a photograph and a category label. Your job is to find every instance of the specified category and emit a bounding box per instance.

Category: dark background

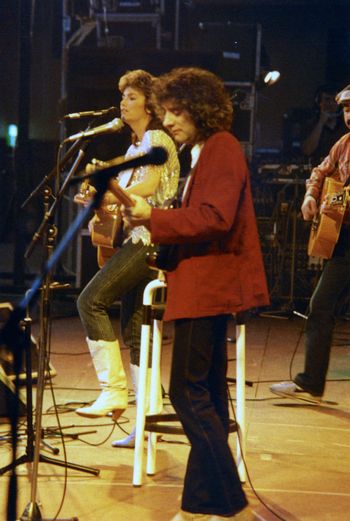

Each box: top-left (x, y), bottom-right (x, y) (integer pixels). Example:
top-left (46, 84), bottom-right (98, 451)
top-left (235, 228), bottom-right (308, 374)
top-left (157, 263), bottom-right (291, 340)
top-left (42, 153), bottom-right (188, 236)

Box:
top-left (1, 1), bottom-right (349, 144)
top-left (0, 0), bottom-right (349, 306)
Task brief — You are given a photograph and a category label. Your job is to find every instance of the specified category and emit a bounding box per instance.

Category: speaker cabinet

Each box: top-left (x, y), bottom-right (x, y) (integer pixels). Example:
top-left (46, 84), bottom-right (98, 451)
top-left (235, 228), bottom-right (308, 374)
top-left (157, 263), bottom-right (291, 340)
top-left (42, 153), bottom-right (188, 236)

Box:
top-left (0, 302), bottom-right (56, 384)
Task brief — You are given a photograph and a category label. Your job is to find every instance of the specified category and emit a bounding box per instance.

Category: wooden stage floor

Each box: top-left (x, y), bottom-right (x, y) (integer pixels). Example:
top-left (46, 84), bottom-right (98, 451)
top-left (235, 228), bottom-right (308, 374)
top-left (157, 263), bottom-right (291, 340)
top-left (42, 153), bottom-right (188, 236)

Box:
top-left (1, 311), bottom-right (350, 521)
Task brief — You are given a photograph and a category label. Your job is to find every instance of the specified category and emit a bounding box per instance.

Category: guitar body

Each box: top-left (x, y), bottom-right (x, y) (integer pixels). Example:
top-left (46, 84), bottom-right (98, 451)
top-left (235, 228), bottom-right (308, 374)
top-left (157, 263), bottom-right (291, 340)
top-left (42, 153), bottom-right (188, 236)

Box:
top-left (90, 208), bottom-right (122, 249)
top-left (307, 178), bottom-right (345, 259)
top-left (90, 208), bottom-right (123, 268)
top-left (74, 155), bottom-right (135, 268)
top-left (97, 245), bottom-right (117, 268)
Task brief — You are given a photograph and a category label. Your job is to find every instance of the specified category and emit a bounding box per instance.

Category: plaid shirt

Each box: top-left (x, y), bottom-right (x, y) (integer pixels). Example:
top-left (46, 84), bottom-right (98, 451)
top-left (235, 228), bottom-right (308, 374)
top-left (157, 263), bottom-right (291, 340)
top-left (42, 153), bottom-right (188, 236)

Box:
top-left (305, 132), bottom-right (350, 200)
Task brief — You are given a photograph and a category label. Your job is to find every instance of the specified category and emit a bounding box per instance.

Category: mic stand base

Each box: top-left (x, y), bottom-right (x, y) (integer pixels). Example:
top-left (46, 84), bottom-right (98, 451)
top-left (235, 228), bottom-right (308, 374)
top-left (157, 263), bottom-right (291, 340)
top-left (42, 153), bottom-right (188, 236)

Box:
top-left (19, 500), bottom-right (79, 521)
top-left (0, 434), bottom-right (59, 456)
top-left (40, 437), bottom-right (59, 455)
top-left (42, 426), bottom-right (98, 441)
top-left (0, 451), bottom-right (100, 476)
top-left (259, 304), bottom-right (295, 320)
top-left (227, 377), bottom-right (254, 387)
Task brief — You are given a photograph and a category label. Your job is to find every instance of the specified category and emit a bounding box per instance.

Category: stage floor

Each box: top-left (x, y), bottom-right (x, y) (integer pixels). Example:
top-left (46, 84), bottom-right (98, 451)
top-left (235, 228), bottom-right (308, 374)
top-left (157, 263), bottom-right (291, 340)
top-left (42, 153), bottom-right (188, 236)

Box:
top-left (1, 312), bottom-right (350, 521)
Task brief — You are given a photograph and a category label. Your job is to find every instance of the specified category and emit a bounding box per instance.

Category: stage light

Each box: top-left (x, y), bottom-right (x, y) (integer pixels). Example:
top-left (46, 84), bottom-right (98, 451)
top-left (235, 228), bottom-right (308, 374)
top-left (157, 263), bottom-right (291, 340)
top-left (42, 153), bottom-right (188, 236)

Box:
top-left (263, 70), bottom-right (281, 86)
top-left (7, 124), bottom-right (18, 148)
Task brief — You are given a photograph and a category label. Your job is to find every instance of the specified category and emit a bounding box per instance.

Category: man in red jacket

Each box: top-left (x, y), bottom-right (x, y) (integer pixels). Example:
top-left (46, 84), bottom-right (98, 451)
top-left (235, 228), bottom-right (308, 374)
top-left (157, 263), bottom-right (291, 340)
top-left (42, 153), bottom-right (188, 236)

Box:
top-left (123, 67), bottom-right (269, 521)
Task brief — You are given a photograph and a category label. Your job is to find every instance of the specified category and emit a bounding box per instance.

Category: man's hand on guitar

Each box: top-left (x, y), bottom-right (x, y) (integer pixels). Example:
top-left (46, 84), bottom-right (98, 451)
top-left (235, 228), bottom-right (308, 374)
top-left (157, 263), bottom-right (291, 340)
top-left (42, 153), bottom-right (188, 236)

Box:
top-left (121, 195), bottom-right (152, 229)
top-left (319, 193), bottom-right (342, 220)
top-left (301, 195), bottom-right (317, 221)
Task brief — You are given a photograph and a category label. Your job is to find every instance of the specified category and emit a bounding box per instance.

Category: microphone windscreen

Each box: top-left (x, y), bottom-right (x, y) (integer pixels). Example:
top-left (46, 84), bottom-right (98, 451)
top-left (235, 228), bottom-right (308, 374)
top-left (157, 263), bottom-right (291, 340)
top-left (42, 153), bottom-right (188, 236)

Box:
top-left (110, 118), bottom-right (125, 131)
top-left (106, 106), bottom-right (119, 116)
top-left (148, 146), bottom-right (168, 166)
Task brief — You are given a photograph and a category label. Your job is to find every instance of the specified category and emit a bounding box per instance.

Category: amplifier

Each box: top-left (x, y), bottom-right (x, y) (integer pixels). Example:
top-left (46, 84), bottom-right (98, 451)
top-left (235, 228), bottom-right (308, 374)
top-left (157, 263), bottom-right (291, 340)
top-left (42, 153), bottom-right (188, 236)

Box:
top-left (0, 302), bottom-right (56, 383)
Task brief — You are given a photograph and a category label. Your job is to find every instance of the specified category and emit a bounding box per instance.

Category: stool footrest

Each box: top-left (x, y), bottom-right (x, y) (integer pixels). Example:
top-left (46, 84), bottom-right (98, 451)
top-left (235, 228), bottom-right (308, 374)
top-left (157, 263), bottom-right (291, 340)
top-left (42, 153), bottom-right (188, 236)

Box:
top-left (151, 304), bottom-right (165, 321)
top-left (144, 414), bottom-right (238, 435)
top-left (145, 413), bottom-right (184, 434)
top-left (142, 303), bottom-right (165, 324)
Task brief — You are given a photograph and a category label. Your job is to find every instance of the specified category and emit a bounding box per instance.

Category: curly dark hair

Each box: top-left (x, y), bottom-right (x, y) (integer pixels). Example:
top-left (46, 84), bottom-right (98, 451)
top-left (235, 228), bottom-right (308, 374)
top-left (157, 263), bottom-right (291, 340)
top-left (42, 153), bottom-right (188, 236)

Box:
top-left (118, 69), bottom-right (163, 130)
top-left (153, 67), bottom-right (233, 140)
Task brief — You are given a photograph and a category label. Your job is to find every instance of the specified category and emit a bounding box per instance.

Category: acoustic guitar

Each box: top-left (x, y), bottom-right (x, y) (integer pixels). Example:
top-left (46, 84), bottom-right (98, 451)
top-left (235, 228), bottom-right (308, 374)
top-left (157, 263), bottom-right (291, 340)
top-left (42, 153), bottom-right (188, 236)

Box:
top-left (307, 177), bottom-right (350, 259)
top-left (74, 157), bottom-right (134, 268)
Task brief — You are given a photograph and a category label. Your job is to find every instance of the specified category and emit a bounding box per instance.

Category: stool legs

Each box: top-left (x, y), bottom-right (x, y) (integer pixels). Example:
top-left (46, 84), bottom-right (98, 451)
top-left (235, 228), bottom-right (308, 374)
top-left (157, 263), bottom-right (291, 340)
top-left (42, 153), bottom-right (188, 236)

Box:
top-left (132, 277), bottom-right (166, 487)
top-left (133, 279), bottom-right (247, 487)
top-left (236, 323), bottom-right (246, 482)
top-left (133, 322), bottom-right (151, 486)
top-left (147, 316), bottom-right (163, 476)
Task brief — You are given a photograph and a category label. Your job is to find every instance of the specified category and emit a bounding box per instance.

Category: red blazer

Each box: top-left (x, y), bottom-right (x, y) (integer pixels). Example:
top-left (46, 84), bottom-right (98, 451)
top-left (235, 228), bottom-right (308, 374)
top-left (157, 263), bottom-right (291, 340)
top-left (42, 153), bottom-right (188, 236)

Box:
top-left (151, 131), bottom-right (269, 321)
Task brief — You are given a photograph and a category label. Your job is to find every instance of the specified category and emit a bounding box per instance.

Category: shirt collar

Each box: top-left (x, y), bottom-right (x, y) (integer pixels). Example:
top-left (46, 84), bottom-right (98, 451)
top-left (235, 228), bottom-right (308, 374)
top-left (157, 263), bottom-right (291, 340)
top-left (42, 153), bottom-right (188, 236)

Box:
top-left (190, 143), bottom-right (204, 168)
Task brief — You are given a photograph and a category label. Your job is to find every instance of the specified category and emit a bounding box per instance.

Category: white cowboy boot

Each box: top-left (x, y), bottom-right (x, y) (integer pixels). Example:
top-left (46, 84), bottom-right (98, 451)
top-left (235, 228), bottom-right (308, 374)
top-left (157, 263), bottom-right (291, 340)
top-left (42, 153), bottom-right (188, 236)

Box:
top-left (111, 362), bottom-right (162, 447)
top-left (76, 338), bottom-right (128, 420)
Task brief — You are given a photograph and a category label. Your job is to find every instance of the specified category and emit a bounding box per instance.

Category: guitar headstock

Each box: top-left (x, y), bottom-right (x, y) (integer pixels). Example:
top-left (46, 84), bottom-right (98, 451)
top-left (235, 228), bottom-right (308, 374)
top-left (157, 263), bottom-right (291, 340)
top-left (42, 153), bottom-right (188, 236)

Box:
top-left (74, 179), bottom-right (96, 205)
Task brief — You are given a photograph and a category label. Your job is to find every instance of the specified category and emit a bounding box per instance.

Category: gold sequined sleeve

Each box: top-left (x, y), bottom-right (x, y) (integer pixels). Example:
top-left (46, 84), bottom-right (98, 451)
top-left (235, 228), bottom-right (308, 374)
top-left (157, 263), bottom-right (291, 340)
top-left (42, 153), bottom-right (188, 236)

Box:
top-left (143, 130), bottom-right (180, 208)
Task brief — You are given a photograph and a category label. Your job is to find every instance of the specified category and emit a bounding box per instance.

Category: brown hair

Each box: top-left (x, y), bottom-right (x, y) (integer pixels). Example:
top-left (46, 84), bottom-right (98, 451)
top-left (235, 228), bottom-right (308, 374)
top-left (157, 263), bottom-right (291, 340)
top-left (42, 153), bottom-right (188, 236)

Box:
top-left (153, 67), bottom-right (233, 140)
top-left (118, 69), bottom-right (163, 131)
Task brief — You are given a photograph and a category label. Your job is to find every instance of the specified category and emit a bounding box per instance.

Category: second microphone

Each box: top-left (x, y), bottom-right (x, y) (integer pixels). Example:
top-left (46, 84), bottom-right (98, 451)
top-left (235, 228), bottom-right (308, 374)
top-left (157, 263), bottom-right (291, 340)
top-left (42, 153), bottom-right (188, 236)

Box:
top-left (64, 118), bottom-right (124, 143)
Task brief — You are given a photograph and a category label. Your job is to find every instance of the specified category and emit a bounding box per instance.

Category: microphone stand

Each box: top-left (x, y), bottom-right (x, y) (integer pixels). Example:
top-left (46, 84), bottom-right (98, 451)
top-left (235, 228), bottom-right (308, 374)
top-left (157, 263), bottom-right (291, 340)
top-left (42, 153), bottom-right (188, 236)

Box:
top-left (21, 138), bottom-right (87, 212)
top-left (0, 153), bottom-right (161, 521)
top-left (260, 178), bottom-right (304, 319)
top-left (1, 140), bottom-right (101, 521)
top-left (1, 204), bottom-right (97, 521)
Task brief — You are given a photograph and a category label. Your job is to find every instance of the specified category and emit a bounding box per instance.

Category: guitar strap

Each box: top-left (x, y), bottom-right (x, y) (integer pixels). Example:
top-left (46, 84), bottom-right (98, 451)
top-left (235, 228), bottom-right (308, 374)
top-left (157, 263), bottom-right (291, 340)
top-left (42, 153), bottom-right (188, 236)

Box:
top-left (175, 166), bottom-right (196, 208)
top-left (151, 168), bottom-right (196, 271)
top-left (343, 174), bottom-right (350, 188)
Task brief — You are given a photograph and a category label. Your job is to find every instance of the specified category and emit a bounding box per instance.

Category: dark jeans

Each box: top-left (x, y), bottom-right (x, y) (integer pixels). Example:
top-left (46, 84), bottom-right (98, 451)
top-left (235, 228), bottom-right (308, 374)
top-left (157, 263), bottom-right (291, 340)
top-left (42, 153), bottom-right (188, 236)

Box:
top-left (77, 240), bottom-right (156, 365)
top-left (294, 229), bottom-right (350, 395)
top-left (169, 315), bottom-right (247, 517)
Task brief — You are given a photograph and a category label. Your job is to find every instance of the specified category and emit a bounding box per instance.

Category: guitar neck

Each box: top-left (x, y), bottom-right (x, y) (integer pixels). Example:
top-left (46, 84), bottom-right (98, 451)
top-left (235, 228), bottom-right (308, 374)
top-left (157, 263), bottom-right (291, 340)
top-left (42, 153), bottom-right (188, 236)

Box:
top-left (110, 183), bottom-right (135, 207)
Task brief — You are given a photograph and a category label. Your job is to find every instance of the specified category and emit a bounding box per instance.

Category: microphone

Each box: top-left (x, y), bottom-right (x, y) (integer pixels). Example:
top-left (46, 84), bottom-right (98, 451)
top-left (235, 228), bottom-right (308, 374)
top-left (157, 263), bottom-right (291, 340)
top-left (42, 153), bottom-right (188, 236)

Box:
top-left (64, 117), bottom-right (124, 143)
top-left (141, 146), bottom-right (168, 167)
top-left (64, 106), bottom-right (119, 119)
top-left (69, 146), bottom-right (168, 187)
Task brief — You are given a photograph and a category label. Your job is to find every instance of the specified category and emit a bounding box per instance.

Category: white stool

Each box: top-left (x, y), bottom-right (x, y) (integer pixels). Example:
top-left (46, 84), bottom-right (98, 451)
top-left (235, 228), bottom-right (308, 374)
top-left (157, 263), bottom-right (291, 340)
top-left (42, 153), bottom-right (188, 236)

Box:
top-left (235, 315), bottom-right (246, 482)
top-left (132, 273), bottom-right (247, 486)
top-left (133, 272), bottom-right (167, 487)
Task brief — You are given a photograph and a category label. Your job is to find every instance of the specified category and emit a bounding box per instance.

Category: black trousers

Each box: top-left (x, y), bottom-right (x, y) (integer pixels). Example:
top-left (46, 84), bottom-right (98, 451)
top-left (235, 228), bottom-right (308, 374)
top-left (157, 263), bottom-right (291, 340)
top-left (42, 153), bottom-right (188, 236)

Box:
top-left (169, 315), bottom-right (248, 517)
top-left (294, 229), bottom-right (350, 395)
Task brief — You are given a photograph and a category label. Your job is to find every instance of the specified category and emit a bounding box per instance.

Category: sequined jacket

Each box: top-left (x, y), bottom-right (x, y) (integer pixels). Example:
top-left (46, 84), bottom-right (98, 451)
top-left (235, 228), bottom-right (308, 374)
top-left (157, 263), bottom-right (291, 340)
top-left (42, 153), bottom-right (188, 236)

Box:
top-left (121, 129), bottom-right (180, 245)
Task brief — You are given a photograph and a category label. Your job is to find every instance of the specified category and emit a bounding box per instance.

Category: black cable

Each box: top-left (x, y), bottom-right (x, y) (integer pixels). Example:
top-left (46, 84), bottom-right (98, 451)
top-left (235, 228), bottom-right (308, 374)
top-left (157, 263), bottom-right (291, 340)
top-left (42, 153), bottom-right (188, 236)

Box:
top-left (113, 418), bottom-right (133, 438)
top-left (45, 386), bottom-right (101, 392)
top-left (75, 422), bottom-right (117, 447)
top-left (44, 341), bottom-right (69, 521)
top-left (50, 350), bottom-right (91, 356)
top-left (50, 345), bottom-right (130, 357)
top-left (288, 316), bottom-right (306, 381)
top-left (226, 322), bottom-right (288, 520)
top-left (227, 388), bottom-right (288, 521)
top-left (225, 310), bottom-right (348, 520)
